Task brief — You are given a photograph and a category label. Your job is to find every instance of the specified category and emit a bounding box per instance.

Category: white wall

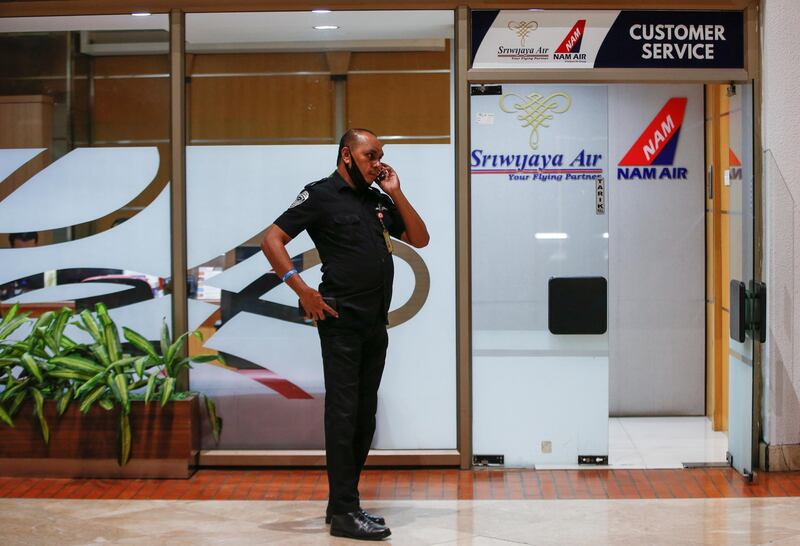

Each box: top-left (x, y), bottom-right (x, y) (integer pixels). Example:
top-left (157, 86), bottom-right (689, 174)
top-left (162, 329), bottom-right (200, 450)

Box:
top-left (762, 0), bottom-right (800, 446)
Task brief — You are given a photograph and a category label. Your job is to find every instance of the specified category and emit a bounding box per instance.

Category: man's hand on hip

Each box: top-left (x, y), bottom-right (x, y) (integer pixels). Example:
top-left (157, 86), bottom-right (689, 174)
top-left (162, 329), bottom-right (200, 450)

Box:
top-left (299, 287), bottom-right (339, 321)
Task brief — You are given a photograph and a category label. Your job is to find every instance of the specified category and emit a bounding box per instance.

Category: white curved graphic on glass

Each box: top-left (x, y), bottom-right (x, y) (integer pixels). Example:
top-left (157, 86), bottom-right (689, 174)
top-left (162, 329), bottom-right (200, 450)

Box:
top-left (187, 145), bottom-right (332, 268)
top-left (188, 145), bottom-right (456, 449)
top-left (0, 147), bottom-right (159, 232)
top-left (203, 311), bottom-right (324, 394)
top-left (4, 282), bottom-right (129, 303)
top-left (0, 185), bottom-right (171, 285)
top-left (0, 148), bottom-right (45, 184)
top-left (202, 251), bottom-right (271, 293)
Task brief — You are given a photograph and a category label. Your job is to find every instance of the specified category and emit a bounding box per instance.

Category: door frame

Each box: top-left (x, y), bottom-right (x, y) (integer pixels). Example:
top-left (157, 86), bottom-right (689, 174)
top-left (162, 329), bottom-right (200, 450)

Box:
top-left (456, 4), bottom-right (762, 469)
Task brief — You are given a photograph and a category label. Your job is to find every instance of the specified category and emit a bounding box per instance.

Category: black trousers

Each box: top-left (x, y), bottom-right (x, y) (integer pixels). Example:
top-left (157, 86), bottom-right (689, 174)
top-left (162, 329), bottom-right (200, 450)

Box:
top-left (318, 323), bottom-right (388, 516)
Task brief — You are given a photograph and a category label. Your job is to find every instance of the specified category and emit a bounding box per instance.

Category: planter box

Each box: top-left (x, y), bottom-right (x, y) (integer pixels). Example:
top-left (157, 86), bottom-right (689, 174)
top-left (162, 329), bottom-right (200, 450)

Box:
top-left (0, 396), bottom-right (200, 479)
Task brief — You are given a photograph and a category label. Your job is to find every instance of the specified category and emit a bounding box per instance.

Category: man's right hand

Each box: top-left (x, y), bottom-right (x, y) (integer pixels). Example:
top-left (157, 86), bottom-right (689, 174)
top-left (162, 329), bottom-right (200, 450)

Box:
top-left (299, 287), bottom-right (339, 321)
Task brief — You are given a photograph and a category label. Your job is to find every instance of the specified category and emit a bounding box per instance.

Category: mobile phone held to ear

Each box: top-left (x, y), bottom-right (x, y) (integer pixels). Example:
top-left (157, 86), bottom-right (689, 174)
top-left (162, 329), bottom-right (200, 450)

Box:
top-left (373, 170), bottom-right (387, 186)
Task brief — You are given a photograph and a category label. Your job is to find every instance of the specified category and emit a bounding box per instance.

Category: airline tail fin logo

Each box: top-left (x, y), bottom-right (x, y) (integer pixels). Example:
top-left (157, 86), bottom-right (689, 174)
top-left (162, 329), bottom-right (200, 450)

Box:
top-left (619, 97), bottom-right (688, 166)
top-left (729, 148), bottom-right (742, 166)
top-left (556, 20), bottom-right (586, 53)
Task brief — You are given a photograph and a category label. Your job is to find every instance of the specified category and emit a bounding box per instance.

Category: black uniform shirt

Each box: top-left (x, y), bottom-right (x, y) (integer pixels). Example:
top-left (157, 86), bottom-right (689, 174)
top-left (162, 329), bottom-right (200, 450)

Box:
top-left (274, 170), bottom-right (405, 329)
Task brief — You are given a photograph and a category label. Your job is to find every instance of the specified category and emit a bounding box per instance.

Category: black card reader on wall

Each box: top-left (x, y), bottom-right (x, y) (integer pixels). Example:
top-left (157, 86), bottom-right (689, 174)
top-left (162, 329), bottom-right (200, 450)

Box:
top-left (548, 277), bottom-right (608, 335)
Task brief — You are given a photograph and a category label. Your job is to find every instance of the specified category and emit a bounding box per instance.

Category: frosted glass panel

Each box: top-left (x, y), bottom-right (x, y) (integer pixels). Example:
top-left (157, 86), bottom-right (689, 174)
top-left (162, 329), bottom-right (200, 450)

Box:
top-left (471, 84), bottom-right (609, 466)
top-left (187, 145), bottom-right (456, 450)
top-left (0, 147), bottom-right (159, 232)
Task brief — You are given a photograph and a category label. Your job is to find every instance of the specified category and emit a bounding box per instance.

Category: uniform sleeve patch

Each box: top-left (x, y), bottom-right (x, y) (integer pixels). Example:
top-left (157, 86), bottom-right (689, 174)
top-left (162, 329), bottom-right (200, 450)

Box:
top-left (289, 190), bottom-right (309, 208)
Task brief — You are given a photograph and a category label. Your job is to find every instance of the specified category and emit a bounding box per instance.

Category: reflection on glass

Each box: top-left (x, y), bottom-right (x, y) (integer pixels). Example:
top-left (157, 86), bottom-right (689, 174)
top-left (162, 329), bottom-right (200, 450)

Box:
top-left (0, 14), bottom-right (172, 342)
top-left (184, 11), bottom-right (456, 451)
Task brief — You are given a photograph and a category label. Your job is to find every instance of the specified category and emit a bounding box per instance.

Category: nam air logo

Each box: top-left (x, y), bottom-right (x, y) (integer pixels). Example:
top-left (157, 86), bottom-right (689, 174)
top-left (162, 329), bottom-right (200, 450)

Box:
top-left (554, 20), bottom-right (588, 62)
top-left (729, 148), bottom-right (743, 180)
top-left (618, 97), bottom-right (689, 180)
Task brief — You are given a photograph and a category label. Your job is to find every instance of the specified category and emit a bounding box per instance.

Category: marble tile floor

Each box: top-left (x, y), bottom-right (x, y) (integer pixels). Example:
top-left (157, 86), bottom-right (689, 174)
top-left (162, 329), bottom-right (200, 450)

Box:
top-left (608, 417), bottom-right (729, 469)
top-left (5, 497), bottom-right (800, 545)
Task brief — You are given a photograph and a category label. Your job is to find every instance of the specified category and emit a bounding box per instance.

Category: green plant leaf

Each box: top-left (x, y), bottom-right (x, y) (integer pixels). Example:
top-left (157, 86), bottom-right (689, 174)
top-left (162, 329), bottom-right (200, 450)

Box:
top-left (98, 398), bottom-right (114, 411)
top-left (30, 387), bottom-right (49, 444)
top-left (0, 303), bottom-right (20, 327)
top-left (113, 374), bottom-right (130, 415)
top-left (43, 333), bottom-right (60, 355)
top-left (205, 395), bottom-right (222, 443)
top-left (8, 391), bottom-right (26, 418)
top-left (75, 370), bottom-right (107, 399)
top-left (50, 355), bottom-right (105, 375)
top-left (144, 374), bottom-right (158, 404)
top-left (2, 378), bottom-right (28, 402)
top-left (48, 369), bottom-right (94, 381)
top-left (165, 333), bottom-right (190, 375)
top-left (78, 309), bottom-right (103, 344)
top-left (191, 330), bottom-right (204, 342)
top-left (51, 308), bottom-right (73, 352)
top-left (118, 413), bottom-right (131, 466)
top-left (0, 315), bottom-right (30, 342)
top-left (187, 354), bottom-right (225, 364)
top-left (122, 327), bottom-right (160, 360)
top-left (90, 344), bottom-right (111, 368)
top-left (160, 319), bottom-right (170, 358)
top-left (160, 377), bottom-right (175, 408)
top-left (79, 385), bottom-right (106, 414)
top-left (134, 356), bottom-right (146, 379)
top-left (0, 357), bottom-right (21, 368)
top-left (32, 310), bottom-right (55, 328)
top-left (20, 353), bottom-right (44, 383)
top-left (59, 334), bottom-right (79, 351)
top-left (104, 323), bottom-right (122, 363)
top-left (56, 388), bottom-right (73, 416)
top-left (108, 356), bottom-right (139, 370)
top-left (0, 403), bottom-right (14, 427)
top-left (95, 302), bottom-right (112, 327)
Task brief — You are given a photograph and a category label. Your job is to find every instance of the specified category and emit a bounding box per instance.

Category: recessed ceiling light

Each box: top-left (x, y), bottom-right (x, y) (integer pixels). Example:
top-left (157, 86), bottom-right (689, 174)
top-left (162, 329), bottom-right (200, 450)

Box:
top-left (312, 9), bottom-right (332, 14)
top-left (131, 12), bottom-right (151, 17)
top-left (314, 25), bottom-right (339, 30)
top-left (535, 233), bottom-right (568, 240)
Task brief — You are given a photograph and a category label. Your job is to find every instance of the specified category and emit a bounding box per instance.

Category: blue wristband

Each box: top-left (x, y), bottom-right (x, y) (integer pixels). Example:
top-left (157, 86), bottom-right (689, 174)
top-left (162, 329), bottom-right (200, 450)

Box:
top-left (281, 268), bottom-right (298, 282)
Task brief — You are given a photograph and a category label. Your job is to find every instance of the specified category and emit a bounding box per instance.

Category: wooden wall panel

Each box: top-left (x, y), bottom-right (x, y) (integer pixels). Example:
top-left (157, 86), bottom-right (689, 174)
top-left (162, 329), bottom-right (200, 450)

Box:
top-left (93, 55), bottom-right (169, 76)
top-left (350, 43), bottom-right (450, 71)
top-left (191, 52), bottom-right (328, 74)
top-left (189, 75), bottom-right (333, 141)
top-left (347, 73), bottom-right (449, 138)
top-left (92, 78), bottom-right (170, 141)
top-left (0, 34), bottom-right (66, 78)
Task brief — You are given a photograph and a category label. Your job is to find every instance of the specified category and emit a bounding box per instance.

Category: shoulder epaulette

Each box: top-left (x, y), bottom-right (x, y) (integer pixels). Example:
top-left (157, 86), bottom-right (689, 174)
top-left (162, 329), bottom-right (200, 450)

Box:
top-left (304, 177), bottom-right (327, 189)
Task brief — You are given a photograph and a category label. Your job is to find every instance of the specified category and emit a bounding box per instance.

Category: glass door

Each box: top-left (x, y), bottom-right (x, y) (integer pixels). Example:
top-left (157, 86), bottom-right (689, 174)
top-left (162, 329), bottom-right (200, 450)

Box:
top-left (726, 82), bottom-right (759, 478)
top-left (470, 83), bottom-right (609, 466)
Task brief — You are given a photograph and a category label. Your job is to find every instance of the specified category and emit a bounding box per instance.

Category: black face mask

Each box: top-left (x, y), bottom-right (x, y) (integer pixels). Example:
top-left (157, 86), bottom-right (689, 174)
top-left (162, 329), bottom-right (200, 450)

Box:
top-left (344, 150), bottom-right (371, 190)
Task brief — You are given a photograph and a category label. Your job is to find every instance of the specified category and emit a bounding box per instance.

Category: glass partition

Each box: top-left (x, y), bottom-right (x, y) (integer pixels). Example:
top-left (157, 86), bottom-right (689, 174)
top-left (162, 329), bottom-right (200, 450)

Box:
top-left (471, 82), bottom-right (707, 467)
top-left (184, 11), bottom-right (456, 450)
top-left (0, 14), bottom-right (172, 345)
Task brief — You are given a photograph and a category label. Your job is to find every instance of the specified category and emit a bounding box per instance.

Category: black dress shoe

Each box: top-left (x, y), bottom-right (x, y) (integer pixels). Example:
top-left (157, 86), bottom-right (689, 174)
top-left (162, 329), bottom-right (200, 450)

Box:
top-left (359, 509), bottom-right (386, 526)
top-left (326, 509), bottom-right (385, 526)
top-left (329, 511), bottom-right (391, 541)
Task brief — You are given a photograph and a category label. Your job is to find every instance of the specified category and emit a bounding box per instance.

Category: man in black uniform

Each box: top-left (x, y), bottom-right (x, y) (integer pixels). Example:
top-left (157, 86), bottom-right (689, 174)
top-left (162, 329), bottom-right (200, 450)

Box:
top-left (261, 129), bottom-right (429, 540)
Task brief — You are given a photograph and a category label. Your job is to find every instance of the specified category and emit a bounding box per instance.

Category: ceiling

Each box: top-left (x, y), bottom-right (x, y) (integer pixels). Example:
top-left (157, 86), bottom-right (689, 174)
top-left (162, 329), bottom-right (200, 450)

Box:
top-left (0, 11), bottom-right (454, 53)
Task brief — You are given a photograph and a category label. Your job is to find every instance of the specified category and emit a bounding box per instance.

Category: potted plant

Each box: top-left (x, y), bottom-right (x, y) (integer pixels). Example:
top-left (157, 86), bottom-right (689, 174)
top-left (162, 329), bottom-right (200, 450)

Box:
top-left (0, 302), bottom-right (223, 477)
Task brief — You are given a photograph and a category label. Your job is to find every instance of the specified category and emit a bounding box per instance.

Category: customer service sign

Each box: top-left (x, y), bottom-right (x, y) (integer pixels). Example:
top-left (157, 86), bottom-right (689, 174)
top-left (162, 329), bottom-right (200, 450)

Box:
top-left (471, 10), bottom-right (744, 69)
